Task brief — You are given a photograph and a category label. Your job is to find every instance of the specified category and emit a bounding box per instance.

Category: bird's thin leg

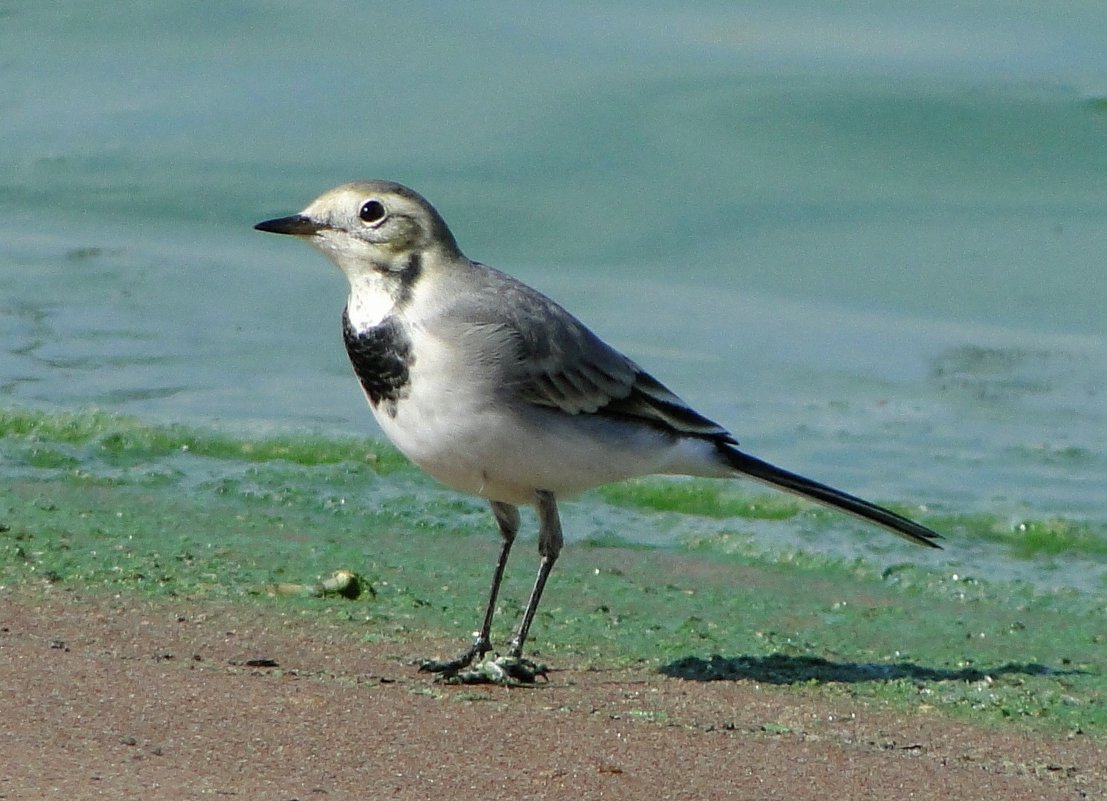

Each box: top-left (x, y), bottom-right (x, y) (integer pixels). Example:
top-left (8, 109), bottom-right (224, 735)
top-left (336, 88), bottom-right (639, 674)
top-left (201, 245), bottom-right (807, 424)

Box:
top-left (508, 490), bottom-right (562, 659)
top-left (474, 501), bottom-right (521, 657)
top-left (419, 501), bottom-right (518, 674)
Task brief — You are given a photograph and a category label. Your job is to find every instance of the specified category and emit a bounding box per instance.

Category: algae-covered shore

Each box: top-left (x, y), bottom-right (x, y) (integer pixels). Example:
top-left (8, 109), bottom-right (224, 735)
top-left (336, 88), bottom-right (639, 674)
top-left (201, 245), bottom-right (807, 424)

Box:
top-left (2, 408), bottom-right (1103, 735)
top-left (2, 407), bottom-right (1105, 799)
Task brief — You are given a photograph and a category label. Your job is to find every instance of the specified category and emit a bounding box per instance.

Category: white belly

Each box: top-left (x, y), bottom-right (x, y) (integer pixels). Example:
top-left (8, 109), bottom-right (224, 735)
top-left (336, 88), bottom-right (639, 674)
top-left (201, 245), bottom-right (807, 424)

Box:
top-left (366, 331), bottom-right (726, 506)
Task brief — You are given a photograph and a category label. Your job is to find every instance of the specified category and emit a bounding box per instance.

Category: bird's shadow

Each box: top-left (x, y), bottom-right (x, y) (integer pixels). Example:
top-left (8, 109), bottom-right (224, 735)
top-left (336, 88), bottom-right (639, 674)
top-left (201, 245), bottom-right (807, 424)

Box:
top-left (660, 652), bottom-right (1086, 685)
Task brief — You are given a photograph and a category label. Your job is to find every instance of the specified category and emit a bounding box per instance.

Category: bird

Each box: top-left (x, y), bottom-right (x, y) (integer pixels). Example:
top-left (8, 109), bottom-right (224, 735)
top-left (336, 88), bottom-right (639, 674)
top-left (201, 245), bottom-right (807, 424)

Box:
top-left (255, 180), bottom-right (942, 683)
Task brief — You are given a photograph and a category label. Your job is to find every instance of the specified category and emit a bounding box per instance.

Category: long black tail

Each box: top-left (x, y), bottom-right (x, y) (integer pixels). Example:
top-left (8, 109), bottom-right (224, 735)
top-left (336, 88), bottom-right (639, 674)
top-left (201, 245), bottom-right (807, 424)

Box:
top-left (720, 446), bottom-right (942, 548)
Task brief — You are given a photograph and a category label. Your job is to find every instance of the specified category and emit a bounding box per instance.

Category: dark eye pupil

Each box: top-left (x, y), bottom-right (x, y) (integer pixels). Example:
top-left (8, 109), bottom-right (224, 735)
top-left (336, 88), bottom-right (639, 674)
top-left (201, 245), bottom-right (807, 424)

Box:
top-left (359, 200), bottom-right (385, 223)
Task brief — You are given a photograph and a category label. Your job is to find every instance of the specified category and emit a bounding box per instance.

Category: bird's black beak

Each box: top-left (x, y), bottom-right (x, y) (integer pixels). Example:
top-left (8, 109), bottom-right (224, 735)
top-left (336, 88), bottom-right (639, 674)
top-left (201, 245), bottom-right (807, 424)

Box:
top-left (254, 214), bottom-right (322, 236)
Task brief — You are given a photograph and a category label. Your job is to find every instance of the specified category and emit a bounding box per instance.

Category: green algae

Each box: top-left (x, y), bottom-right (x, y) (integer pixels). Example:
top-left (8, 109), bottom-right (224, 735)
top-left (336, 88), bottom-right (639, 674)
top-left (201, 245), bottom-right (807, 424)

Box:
top-left (0, 406), bottom-right (1104, 736)
top-left (0, 407), bottom-right (410, 471)
top-left (597, 477), bottom-right (803, 520)
top-left (990, 518), bottom-right (1107, 559)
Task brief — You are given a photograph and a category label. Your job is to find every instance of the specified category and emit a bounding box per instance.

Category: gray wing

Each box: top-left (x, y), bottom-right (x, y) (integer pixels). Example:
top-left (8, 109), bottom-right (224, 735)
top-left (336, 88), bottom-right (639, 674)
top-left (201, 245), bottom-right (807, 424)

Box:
top-left (450, 264), bottom-right (736, 443)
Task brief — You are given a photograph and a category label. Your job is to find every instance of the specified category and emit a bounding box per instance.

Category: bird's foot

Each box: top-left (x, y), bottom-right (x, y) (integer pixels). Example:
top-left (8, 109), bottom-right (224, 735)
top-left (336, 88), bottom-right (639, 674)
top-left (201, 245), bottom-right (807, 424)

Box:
top-left (434, 654), bottom-right (549, 686)
top-left (417, 642), bottom-right (484, 675)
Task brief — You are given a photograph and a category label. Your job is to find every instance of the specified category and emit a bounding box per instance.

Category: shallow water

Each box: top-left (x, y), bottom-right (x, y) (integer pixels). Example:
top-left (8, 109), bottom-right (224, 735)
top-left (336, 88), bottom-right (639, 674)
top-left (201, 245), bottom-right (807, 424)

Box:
top-left (2, 4), bottom-right (1105, 596)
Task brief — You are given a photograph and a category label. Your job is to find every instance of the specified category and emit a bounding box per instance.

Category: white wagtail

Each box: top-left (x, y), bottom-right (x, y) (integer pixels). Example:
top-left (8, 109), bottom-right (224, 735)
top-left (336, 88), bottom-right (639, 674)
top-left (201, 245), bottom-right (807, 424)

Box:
top-left (255, 180), bottom-right (941, 682)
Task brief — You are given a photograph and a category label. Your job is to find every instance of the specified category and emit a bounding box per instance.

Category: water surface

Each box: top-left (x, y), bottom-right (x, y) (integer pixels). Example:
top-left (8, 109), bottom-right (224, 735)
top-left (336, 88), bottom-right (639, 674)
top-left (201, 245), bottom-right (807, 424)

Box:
top-left (3, 3), bottom-right (1105, 597)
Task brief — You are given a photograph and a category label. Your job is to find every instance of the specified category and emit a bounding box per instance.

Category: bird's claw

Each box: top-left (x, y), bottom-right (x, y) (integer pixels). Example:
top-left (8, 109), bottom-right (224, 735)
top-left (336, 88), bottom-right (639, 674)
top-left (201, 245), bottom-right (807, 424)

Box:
top-left (435, 655), bottom-right (548, 685)
top-left (417, 639), bottom-right (488, 675)
top-left (418, 654), bottom-right (476, 674)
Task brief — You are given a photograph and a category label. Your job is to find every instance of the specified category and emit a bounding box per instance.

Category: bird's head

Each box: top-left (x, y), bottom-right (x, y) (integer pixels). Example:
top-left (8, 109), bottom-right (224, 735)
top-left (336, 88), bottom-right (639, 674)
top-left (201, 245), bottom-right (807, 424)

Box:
top-left (255, 180), bottom-right (462, 279)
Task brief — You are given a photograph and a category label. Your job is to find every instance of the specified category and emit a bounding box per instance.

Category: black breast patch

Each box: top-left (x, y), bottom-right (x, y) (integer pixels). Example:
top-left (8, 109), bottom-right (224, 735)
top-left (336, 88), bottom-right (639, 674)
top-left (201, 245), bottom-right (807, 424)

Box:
top-left (341, 308), bottom-right (413, 417)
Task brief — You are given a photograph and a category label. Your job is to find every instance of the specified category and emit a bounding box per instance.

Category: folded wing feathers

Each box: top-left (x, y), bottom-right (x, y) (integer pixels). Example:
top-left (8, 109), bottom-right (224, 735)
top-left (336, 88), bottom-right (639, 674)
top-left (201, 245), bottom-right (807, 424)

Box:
top-left (465, 268), bottom-right (733, 440)
top-left (521, 358), bottom-right (633, 414)
top-left (523, 357), bottom-right (734, 443)
top-left (606, 371), bottom-right (736, 441)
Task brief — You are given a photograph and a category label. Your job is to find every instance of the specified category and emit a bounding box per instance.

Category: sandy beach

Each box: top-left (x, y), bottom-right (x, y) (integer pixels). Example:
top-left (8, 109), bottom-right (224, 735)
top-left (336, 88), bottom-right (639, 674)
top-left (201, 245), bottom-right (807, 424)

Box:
top-left (2, 589), bottom-right (1101, 800)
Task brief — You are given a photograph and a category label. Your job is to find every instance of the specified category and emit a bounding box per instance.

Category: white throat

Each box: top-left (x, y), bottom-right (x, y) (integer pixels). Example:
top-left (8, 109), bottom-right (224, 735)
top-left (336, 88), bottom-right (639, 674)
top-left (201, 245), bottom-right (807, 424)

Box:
top-left (345, 274), bottom-right (396, 330)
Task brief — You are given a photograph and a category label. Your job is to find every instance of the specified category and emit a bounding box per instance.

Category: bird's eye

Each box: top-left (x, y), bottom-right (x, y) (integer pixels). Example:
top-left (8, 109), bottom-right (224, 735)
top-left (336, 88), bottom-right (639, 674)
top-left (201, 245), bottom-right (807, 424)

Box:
top-left (359, 199), bottom-right (386, 224)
